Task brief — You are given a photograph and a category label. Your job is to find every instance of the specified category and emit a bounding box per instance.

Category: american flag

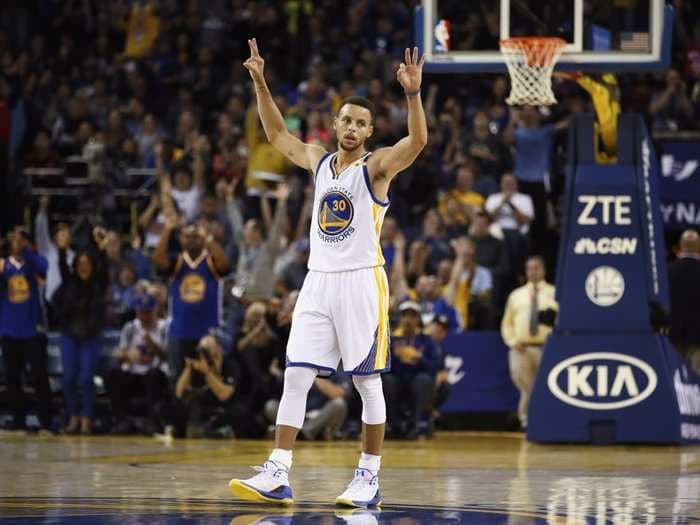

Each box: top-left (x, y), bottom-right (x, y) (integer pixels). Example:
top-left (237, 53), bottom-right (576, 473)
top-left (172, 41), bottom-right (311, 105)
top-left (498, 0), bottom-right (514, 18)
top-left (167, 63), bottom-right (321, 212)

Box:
top-left (620, 32), bottom-right (649, 52)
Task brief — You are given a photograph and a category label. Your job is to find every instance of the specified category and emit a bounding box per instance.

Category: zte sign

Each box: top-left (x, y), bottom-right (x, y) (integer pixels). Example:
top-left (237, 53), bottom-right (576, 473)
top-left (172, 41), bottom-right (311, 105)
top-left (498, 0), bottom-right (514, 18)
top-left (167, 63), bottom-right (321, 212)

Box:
top-left (547, 353), bottom-right (658, 410)
top-left (577, 195), bottom-right (632, 225)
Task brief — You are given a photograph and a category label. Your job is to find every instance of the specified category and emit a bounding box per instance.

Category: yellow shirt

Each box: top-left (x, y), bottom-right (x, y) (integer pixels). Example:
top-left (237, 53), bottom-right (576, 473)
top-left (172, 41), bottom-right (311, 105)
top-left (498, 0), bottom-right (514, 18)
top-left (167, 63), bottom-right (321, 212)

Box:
top-left (245, 107), bottom-right (291, 189)
top-left (501, 281), bottom-right (558, 348)
top-left (438, 189), bottom-right (485, 225)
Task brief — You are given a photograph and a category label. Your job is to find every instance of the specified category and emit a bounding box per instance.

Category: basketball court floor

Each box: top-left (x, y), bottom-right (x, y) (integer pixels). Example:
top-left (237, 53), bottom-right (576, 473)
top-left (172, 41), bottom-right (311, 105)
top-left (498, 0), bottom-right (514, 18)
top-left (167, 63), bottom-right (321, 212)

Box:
top-left (0, 432), bottom-right (698, 523)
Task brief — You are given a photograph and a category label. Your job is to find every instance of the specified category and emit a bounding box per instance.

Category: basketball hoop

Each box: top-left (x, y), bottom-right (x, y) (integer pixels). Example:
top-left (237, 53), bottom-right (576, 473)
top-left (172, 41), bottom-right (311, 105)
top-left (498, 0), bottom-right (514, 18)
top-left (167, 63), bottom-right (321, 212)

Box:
top-left (500, 37), bottom-right (566, 106)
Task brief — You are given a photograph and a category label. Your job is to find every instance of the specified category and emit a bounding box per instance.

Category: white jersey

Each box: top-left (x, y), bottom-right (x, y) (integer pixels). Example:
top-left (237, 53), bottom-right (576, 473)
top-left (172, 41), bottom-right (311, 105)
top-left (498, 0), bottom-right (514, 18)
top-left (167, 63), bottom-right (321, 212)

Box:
top-left (308, 151), bottom-right (389, 273)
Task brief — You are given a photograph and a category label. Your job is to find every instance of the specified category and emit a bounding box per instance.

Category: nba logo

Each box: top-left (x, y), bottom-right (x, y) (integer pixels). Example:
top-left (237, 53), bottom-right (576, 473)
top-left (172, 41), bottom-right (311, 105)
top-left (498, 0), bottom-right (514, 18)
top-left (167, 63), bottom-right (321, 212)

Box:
top-left (434, 19), bottom-right (450, 52)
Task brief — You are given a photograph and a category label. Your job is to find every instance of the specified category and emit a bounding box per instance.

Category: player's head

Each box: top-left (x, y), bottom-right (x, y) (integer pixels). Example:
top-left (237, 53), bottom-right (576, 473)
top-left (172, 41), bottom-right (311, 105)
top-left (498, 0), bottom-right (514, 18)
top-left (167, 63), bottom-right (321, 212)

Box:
top-left (334, 96), bottom-right (374, 152)
top-left (526, 256), bottom-right (545, 284)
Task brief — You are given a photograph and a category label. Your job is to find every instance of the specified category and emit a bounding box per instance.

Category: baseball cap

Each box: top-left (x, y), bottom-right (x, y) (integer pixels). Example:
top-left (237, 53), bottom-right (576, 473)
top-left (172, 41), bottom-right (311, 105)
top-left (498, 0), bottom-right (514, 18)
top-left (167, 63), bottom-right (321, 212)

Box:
top-left (398, 300), bottom-right (421, 314)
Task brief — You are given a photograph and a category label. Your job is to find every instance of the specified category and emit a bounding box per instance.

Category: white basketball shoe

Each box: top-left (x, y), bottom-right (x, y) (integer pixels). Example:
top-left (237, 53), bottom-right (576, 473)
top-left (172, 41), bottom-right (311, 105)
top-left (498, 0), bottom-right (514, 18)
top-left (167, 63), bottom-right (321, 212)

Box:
top-left (229, 460), bottom-right (294, 505)
top-left (335, 468), bottom-right (382, 508)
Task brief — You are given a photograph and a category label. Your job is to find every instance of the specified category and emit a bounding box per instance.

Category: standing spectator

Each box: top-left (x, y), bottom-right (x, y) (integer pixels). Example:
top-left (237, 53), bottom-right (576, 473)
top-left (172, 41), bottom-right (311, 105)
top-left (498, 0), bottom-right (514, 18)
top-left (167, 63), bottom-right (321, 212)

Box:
top-left (470, 211), bottom-right (510, 311)
top-left (107, 292), bottom-right (169, 434)
top-left (277, 239), bottom-right (310, 294)
top-left (668, 229), bottom-right (700, 373)
top-left (152, 217), bottom-right (230, 383)
top-left (463, 111), bottom-right (510, 179)
top-left (444, 236), bottom-right (494, 330)
top-left (649, 69), bottom-right (694, 131)
top-left (485, 173), bottom-right (533, 287)
top-left (35, 197), bottom-right (74, 306)
top-left (500, 256), bottom-right (557, 430)
top-left (53, 227), bottom-right (111, 435)
top-left (0, 227), bottom-right (52, 433)
top-left (227, 181), bottom-right (290, 301)
top-left (504, 107), bottom-right (566, 259)
top-left (383, 301), bottom-right (441, 439)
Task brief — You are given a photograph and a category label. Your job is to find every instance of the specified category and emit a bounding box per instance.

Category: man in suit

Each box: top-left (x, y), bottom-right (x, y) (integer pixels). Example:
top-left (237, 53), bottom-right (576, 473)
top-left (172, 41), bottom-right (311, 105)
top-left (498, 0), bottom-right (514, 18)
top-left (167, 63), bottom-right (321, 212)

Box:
top-left (669, 229), bottom-right (700, 374)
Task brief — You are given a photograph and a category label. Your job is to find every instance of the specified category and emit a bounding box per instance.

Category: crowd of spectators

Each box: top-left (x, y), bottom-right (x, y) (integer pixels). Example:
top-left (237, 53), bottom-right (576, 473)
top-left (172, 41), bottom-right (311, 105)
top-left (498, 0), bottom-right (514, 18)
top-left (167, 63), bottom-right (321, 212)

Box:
top-left (0, 1), bottom-right (699, 438)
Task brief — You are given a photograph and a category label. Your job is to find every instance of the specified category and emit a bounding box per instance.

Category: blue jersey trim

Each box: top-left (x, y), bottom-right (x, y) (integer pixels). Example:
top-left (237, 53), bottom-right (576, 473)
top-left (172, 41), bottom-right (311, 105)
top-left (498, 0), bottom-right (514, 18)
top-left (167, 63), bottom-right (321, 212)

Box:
top-left (362, 159), bottom-right (390, 207)
top-left (314, 152), bottom-right (332, 180)
top-left (344, 367), bottom-right (390, 376)
top-left (286, 361), bottom-right (337, 377)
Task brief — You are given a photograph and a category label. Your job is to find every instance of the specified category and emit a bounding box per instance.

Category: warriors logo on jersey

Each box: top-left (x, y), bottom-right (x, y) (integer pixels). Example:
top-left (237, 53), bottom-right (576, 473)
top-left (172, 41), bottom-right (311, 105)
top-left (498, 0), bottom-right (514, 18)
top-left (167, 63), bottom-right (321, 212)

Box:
top-left (317, 187), bottom-right (356, 243)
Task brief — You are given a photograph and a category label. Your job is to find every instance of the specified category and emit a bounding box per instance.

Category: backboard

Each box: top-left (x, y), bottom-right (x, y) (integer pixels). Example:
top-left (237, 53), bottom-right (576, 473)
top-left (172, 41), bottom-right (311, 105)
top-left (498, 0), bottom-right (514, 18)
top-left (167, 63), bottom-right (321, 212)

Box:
top-left (416, 0), bottom-right (673, 73)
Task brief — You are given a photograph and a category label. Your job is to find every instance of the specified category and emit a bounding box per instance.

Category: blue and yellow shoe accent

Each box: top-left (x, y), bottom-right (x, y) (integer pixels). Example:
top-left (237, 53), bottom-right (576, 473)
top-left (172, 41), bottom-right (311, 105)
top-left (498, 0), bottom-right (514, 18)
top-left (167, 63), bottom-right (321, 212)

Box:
top-left (228, 479), bottom-right (294, 506)
top-left (335, 492), bottom-right (382, 509)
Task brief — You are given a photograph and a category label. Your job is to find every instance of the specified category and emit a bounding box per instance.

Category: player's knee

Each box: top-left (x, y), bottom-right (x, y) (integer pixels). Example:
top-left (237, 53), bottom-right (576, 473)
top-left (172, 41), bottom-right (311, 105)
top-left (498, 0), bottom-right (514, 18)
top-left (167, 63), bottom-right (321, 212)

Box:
top-left (283, 366), bottom-right (317, 395)
top-left (353, 374), bottom-right (386, 425)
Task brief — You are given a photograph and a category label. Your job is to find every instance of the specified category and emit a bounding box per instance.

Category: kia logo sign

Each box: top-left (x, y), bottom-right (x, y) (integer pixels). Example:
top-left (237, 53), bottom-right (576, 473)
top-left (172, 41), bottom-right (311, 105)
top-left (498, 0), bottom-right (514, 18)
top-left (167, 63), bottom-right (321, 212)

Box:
top-left (547, 353), bottom-right (658, 410)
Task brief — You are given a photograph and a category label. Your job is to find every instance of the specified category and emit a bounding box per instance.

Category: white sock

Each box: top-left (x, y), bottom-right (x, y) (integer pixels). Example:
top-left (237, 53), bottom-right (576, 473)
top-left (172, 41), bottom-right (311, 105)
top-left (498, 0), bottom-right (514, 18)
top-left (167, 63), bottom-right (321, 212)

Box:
top-left (269, 448), bottom-right (293, 470)
top-left (358, 452), bottom-right (381, 473)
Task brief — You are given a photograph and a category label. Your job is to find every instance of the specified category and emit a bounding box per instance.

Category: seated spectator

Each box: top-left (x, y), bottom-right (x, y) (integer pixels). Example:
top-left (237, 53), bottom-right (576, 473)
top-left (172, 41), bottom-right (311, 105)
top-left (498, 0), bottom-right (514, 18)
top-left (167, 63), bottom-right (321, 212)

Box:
top-left (438, 164), bottom-right (485, 232)
top-left (485, 173), bottom-right (533, 287)
top-left (470, 211), bottom-right (509, 311)
top-left (264, 374), bottom-right (350, 441)
top-left (429, 315), bottom-right (453, 419)
top-left (383, 301), bottom-right (441, 439)
top-left (107, 293), bottom-right (169, 434)
top-left (445, 237), bottom-right (494, 330)
top-left (409, 209), bottom-right (451, 277)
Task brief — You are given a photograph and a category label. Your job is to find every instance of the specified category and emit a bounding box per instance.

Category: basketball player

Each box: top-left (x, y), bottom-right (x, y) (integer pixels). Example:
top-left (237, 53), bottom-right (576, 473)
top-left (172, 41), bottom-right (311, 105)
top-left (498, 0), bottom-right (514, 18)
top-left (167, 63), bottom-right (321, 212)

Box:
top-left (229, 39), bottom-right (427, 507)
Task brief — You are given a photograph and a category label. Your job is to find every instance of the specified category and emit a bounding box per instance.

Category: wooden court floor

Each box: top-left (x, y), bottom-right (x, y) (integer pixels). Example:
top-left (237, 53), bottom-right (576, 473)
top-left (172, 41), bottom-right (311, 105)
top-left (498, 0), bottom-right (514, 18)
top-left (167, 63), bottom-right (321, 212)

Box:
top-left (0, 431), bottom-right (698, 524)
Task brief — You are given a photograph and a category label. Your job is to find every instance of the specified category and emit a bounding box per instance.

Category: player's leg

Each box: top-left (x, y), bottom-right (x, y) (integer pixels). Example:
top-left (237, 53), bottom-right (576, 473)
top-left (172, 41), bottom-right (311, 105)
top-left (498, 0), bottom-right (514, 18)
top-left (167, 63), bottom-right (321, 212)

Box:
top-left (334, 267), bottom-right (390, 508)
top-left (229, 271), bottom-right (339, 505)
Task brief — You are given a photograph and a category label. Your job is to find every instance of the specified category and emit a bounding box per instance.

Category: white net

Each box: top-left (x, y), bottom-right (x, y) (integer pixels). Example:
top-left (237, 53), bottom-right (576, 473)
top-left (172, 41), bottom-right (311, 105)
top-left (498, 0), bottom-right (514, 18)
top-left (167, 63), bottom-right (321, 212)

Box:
top-left (500, 37), bottom-right (566, 106)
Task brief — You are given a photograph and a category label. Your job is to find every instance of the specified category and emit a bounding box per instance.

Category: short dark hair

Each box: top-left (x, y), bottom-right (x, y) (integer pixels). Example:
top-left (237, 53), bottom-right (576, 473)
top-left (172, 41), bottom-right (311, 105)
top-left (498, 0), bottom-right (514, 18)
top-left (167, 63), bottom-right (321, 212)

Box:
top-left (338, 96), bottom-right (375, 121)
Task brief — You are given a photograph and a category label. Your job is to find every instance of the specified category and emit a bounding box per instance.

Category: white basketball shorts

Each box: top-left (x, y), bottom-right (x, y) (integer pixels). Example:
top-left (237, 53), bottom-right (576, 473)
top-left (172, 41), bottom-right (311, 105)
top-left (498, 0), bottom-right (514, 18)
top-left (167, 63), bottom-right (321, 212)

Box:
top-left (286, 266), bottom-right (391, 376)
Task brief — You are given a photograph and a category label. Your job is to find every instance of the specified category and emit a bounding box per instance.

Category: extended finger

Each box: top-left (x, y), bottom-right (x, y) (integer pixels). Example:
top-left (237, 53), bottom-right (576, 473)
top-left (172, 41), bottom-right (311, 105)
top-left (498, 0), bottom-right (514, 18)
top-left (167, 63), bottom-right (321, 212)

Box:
top-left (412, 46), bottom-right (418, 64)
top-left (404, 47), bottom-right (410, 65)
top-left (252, 37), bottom-right (260, 56)
top-left (418, 53), bottom-right (425, 67)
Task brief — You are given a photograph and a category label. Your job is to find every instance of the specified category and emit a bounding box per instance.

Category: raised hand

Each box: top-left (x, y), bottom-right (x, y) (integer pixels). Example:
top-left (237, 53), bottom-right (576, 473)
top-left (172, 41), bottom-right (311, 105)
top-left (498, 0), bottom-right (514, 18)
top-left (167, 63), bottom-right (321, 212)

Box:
top-left (397, 46), bottom-right (425, 94)
top-left (275, 181), bottom-right (291, 201)
top-left (243, 38), bottom-right (265, 84)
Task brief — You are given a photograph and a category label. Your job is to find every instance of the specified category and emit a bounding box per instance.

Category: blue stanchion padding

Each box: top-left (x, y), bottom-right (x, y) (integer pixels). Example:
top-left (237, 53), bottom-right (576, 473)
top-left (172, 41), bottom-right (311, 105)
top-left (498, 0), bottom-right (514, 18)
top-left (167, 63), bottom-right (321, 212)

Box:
top-left (528, 333), bottom-right (700, 443)
top-left (529, 114), bottom-right (700, 444)
top-left (441, 331), bottom-right (519, 413)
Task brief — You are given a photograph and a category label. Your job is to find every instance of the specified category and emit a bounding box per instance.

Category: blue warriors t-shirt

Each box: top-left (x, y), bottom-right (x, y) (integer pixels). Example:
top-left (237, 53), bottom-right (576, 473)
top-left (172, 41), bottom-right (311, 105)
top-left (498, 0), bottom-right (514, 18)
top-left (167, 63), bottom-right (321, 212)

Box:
top-left (169, 251), bottom-right (221, 341)
top-left (0, 252), bottom-right (48, 338)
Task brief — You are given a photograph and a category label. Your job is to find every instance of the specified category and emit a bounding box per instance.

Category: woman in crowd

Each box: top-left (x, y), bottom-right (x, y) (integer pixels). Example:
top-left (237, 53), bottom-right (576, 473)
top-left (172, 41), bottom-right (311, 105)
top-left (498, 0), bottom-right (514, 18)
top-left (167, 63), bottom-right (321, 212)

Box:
top-left (53, 227), bottom-right (110, 434)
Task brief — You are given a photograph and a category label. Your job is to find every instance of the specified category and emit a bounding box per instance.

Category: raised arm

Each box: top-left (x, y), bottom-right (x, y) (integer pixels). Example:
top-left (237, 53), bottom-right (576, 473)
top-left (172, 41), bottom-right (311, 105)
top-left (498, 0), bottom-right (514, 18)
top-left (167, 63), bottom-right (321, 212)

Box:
top-left (243, 38), bottom-right (326, 174)
top-left (368, 47), bottom-right (428, 188)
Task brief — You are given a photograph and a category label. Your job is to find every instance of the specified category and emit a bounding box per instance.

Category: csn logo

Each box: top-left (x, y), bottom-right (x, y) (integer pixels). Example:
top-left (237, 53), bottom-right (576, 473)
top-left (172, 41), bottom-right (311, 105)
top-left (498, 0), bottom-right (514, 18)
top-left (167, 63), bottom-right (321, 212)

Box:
top-left (574, 237), bottom-right (638, 255)
top-left (547, 353), bottom-right (657, 410)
